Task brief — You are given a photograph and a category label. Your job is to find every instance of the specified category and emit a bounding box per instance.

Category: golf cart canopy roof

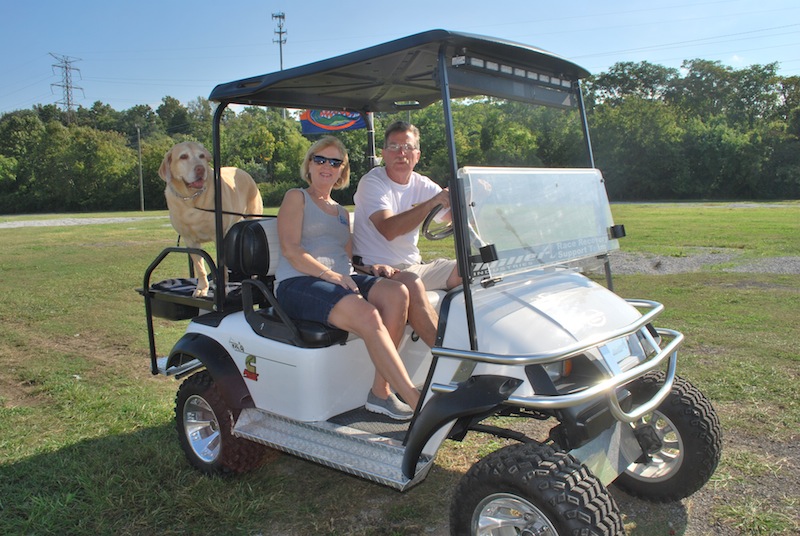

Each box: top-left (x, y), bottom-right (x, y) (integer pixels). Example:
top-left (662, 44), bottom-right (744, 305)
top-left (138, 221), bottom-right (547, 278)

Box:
top-left (208, 29), bottom-right (591, 112)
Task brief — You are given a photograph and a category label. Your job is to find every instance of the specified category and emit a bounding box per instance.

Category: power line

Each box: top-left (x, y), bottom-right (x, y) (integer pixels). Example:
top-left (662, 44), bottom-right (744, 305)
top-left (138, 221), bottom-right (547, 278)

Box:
top-left (573, 23), bottom-right (800, 60)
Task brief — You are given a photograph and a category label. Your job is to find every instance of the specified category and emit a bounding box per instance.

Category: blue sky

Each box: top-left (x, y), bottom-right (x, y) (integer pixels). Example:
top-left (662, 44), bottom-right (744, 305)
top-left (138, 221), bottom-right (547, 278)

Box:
top-left (2, 0), bottom-right (799, 114)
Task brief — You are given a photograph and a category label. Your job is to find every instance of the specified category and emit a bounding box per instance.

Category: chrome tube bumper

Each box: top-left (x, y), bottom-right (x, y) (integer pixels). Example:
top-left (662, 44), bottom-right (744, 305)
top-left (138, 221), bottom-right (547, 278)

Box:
top-left (430, 300), bottom-right (681, 423)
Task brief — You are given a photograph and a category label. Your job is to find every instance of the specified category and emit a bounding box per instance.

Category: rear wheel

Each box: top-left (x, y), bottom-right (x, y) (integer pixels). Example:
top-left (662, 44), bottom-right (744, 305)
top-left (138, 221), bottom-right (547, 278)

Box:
top-left (175, 370), bottom-right (268, 475)
top-left (450, 442), bottom-right (624, 535)
top-left (614, 372), bottom-right (722, 502)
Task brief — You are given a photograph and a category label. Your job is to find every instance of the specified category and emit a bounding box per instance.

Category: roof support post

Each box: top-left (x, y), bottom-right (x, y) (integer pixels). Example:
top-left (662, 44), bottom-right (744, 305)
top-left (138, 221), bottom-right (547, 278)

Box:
top-left (212, 103), bottom-right (229, 312)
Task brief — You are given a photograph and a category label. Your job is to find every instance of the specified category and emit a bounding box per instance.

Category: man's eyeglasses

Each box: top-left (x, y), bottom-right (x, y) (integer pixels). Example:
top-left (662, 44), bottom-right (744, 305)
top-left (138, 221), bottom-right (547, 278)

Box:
top-left (384, 143), bottom-right (418, 152)
top-left (311, 155), bottom-right (344, 168)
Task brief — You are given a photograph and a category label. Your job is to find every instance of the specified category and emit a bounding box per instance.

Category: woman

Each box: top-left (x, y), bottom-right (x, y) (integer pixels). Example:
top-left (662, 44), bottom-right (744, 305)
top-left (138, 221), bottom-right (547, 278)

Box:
top-left (275, 136), bottom-right (421, 420)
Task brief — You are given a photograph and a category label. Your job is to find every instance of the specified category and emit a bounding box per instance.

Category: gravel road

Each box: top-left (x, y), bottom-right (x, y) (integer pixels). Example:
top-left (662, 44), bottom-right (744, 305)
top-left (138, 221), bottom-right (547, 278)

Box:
top-left (0, 216), bottom-right (165, 229)
top-left (606, 249), bottom-right (800, 275)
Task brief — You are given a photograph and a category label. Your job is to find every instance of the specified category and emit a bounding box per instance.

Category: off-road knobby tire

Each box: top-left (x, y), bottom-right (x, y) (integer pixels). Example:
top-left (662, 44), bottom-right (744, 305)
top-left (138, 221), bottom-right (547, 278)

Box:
top-left (450, 442), bottom-right (624, 536)
top-left (175, 370), bottom-right (268, 475)
top-left (614, 371), bottom-right (722, 502)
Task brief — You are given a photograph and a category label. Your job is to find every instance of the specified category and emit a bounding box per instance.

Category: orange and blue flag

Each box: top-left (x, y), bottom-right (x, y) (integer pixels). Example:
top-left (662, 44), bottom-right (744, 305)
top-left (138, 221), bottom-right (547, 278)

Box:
top-left (300, 110), bottom-right (366, 134)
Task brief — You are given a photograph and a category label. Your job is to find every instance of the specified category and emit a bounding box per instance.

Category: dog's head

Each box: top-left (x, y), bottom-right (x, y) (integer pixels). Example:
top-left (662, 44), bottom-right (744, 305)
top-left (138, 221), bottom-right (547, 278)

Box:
top-left (159, 141), bottom-right (212, 195)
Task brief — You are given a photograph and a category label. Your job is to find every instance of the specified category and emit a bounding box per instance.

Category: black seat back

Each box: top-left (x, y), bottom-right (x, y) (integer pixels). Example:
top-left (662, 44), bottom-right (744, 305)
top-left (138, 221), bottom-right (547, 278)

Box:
top-left (224, 217), bottom-right (348, 348)
top-left (225, 217), bottom-right (280, 281)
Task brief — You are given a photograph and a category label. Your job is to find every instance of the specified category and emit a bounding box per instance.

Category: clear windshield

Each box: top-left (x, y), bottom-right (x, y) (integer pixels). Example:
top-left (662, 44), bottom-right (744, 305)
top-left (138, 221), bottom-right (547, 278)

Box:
top-left (458, 167), bottom-right (619, 281)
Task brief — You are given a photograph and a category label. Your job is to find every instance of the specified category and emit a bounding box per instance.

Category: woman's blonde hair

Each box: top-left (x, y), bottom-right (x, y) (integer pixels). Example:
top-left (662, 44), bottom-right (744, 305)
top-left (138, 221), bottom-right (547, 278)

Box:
top-left (300, 136), bottom-right (351, 190)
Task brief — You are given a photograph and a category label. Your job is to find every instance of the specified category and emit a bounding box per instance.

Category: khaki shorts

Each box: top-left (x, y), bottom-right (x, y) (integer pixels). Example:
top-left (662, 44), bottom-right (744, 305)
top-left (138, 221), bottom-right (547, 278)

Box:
top-left (394, 258), bottom-right (456, 291)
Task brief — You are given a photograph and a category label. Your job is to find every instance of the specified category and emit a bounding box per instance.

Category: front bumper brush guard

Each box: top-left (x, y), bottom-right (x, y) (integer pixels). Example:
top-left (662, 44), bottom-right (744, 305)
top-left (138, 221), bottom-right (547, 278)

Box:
top-left (430, 299), bottom-right (681, 424)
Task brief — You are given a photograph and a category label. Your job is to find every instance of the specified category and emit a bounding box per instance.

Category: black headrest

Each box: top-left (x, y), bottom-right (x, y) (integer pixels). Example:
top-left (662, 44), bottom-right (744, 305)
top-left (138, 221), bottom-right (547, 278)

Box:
top-left (225, 218), bottom-right (280, 277)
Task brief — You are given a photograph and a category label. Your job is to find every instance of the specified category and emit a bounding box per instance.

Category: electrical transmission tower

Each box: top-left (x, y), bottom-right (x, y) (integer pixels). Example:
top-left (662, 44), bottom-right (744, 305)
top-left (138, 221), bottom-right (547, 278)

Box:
top-left (50, 52), bottom-right (84, 122)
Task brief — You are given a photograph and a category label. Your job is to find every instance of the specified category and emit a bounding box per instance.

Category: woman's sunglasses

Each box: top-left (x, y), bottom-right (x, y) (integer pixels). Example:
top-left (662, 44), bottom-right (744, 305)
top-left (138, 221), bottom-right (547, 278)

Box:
top-left (311, 155), bottom-right (344, 168)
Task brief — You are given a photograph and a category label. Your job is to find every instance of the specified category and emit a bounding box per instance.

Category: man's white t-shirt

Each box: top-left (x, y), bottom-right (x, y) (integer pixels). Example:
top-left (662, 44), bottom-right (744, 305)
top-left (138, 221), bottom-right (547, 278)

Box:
top-left (353, 166), bottom-right (442, 266)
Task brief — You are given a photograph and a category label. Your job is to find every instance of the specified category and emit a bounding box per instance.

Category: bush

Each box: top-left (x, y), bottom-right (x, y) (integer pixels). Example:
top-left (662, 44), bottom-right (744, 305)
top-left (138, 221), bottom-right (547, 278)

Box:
top-left (258, 180), bottom-right (304, 207)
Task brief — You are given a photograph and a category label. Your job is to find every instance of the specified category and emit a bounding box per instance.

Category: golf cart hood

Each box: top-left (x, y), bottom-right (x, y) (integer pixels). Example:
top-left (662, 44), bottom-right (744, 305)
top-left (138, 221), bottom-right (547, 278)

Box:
top-left (441, 270), bottom-right (642, 355)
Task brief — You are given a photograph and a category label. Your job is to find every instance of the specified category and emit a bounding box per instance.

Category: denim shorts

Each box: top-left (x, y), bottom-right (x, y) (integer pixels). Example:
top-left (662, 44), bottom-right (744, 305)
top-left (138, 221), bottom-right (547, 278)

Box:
top-left (275, 274), bottom-right (380, 327)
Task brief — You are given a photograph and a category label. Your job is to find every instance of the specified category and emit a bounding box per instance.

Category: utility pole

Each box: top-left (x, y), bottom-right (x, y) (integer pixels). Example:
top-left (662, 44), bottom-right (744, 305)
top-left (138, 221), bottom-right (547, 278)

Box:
top-left (136, 125), bottom-right (144, 211)
top-left (272, 12), bottom-right (287, 71)
top-left (272, 12), bottom-right (287, 119)
top-left (49, 53), bottom-right (84, 123)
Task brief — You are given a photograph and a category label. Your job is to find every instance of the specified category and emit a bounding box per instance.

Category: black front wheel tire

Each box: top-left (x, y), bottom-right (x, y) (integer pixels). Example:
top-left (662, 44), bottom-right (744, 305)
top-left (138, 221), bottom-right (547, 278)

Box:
top-left (614, 372), bottom-right (722, 502)
top-left (450, 442), bottom-right (624, 535)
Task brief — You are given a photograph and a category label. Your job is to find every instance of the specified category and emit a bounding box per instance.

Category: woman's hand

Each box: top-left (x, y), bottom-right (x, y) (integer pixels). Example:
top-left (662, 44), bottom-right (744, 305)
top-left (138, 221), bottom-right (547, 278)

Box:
top-left (323, 270), bottom-right (360, 293)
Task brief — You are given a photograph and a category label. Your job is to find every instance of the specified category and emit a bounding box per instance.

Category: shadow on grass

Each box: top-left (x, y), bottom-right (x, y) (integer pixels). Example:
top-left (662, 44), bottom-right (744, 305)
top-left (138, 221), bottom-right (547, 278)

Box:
top-left (613, 486), bottom-right (691, 535)
top-left (0, 419), bottom-right (698, 535)
top-left (0, 422), bottom-right (458, 535)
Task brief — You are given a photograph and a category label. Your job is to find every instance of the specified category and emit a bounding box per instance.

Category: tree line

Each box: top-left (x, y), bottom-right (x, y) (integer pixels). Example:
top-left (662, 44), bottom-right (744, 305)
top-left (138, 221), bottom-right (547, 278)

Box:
top-left (1, 59), bottom-right (798, 214)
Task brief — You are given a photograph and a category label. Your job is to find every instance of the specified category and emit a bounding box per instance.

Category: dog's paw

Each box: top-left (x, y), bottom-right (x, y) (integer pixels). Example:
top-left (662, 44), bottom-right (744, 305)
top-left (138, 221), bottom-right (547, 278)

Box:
top-left (192, 287), bottom-right (209, 298)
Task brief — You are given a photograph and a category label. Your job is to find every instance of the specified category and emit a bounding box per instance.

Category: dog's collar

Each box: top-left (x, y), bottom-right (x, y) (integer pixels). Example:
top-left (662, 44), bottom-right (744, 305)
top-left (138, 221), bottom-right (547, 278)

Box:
top-left (168, 182), bottom-right (207, 201)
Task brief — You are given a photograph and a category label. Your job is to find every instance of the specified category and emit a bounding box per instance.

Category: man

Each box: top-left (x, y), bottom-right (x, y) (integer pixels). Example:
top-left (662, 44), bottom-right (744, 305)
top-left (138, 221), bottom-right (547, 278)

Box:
top-left (353, 121), bottom-right (461, 293)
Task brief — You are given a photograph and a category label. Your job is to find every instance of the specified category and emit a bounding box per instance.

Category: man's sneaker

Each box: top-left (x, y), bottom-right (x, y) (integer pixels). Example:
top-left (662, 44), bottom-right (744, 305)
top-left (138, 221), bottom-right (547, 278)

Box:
top-left (365, 391), bottom-right (413, 421)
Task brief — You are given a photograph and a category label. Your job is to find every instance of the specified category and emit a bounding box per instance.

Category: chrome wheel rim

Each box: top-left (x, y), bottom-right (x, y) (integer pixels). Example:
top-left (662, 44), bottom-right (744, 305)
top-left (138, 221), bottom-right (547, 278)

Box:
top-left (626, 409), bottom-right (684, 481)
top-left (472, 493), bottom-right (557, 535)
top-left (183, 394), bottom-right (221, 463)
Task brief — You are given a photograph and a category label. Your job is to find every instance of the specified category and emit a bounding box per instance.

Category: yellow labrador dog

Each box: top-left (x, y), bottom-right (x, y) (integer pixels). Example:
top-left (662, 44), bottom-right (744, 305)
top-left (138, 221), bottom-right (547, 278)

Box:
top-left (159, 141), bottom-right (263, 297)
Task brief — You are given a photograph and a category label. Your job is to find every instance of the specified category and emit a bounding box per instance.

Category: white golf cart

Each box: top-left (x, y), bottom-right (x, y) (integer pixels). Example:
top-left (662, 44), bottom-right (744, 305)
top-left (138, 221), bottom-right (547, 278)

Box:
top-left (140, 30), bottom-right (721, 535)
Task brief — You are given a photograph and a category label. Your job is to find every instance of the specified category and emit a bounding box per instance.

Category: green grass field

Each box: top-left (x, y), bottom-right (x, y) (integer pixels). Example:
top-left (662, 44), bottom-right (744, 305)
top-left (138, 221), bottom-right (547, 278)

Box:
top-left (0, 202), bottom-right (798, 535)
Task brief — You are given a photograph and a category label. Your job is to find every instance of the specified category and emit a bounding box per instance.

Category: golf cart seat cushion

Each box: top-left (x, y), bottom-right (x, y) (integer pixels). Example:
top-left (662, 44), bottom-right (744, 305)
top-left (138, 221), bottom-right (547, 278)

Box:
top-left (251, 306), bottom-right (349, 347)
top-left (150, 277), bottom-right (200, 295)
top-left (145, 278), bottom-right (243, 320)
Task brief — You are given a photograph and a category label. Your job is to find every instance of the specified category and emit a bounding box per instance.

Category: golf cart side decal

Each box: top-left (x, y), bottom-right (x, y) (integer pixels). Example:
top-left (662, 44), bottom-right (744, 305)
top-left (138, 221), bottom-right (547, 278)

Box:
top-left (473, 252), bottom-right (540, 278)
top-left (472, 236), bottom-right (609, 278)
top-left (243, 355), bottom-right (259, 381)
top-left (229, 339), bottom-right (245, 353)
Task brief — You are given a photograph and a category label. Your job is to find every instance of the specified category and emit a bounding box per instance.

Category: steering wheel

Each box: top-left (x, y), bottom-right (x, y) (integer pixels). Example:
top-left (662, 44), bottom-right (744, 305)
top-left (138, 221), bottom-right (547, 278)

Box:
top-left (421, 204), bottom-right (453, 240)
